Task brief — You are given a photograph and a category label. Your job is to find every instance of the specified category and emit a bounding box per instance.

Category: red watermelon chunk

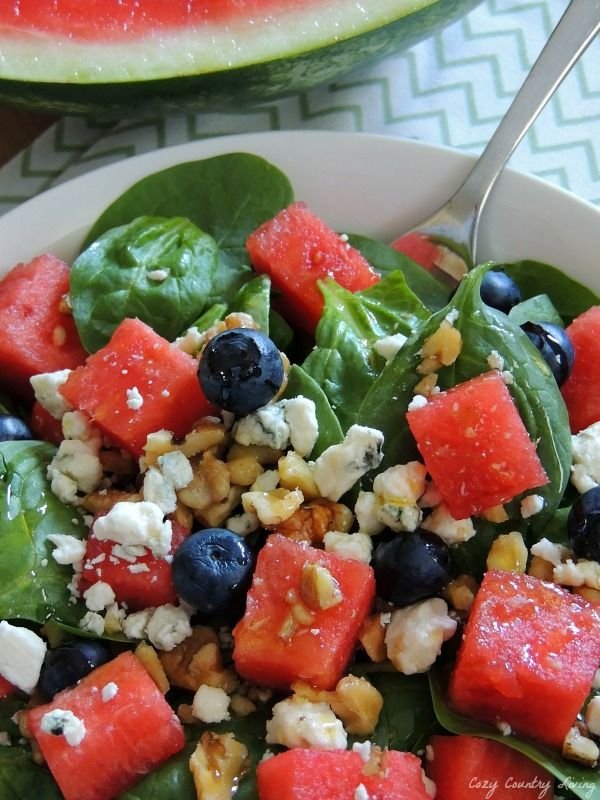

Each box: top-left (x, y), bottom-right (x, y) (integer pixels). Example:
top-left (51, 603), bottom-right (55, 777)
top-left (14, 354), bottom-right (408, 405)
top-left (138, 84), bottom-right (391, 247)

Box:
top-left (0, 254), bottom-right (87, 401)
top-left (246, 201), bottom-right (380, 334)
top-left (448, 570), bottom-right (600, 750)
top-left (425, 735), bottom-right (554, 800)
top-left (0, 675), bottom-right (16, 699)
top-left (406, 371), bottom-right (548, 519)
top-left (561, 306), bottom-right (600, 433)
top-left (60, 317), bottom-right (216, 457)
top-left (232, 534), bottom-right (375, 691)
top-left (25, 651), bottom-right (185, 800)
top-left (257, 748), bottom-right (433, 800)
top-left (78, 520), bottom-right (188, 611)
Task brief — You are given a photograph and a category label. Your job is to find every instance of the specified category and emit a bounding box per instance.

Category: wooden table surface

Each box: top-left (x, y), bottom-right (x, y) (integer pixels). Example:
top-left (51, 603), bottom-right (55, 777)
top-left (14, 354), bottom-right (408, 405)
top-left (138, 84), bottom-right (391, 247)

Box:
top-left (0, 106), bottom-right (60, 167)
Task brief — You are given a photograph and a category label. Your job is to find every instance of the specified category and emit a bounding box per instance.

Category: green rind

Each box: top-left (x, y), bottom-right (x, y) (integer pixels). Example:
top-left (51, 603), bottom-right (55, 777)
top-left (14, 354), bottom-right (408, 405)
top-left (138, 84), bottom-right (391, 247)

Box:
top-left (0, 0), bottom-right (481, 115)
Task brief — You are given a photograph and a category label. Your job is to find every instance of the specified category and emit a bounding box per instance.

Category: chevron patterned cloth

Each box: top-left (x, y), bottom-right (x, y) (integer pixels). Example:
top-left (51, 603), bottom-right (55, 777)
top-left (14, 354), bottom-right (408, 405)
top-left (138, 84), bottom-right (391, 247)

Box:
top-left (0, 0), bottom-right (598, 216)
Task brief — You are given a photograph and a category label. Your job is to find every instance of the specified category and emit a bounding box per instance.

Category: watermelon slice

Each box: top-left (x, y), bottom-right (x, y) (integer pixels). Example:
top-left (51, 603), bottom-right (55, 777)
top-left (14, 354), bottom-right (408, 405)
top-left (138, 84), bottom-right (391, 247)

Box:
top-left (0, 0), bottom-right (481, 114)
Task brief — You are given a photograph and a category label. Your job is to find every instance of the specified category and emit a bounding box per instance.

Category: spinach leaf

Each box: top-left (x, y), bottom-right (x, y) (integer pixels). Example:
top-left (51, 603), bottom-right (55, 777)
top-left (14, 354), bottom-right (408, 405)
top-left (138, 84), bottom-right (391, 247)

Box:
top-left (268, 310), bottom-right (294, 353)
top-left (509, 294), bottom-right (564, 327)
top-left (233, 275), bottom-right (272, 334)
top-left (0, 441), bottom-right (85, 625)
top-left (429, 671), bottom-right (600, 800)
top-left (348, 233), bottom-right (449, 312)
top-left (71, 216), bottom-right (219, 352)
top-left (302, 273), bottom-right (429, 431)
top-left (358, 264), bottom-right (571, 519)
top-left (503, 260), bottom-right (599, 325)
top-left (82, 153), bottom-right (294, 259)
top-left (0, 748), bottom-right (63, 799)
top-left (206, 250), bottom-right (253, 309)
top-left (281, 365), bottom-right (344, 458)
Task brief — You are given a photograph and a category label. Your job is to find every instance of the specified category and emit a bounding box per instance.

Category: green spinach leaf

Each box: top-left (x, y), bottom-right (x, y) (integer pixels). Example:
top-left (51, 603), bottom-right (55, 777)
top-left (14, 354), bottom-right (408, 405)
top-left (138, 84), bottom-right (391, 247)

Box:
top-left (71, 216), bottom-right (219, 352)
top-left (233, 275), bottom-right (272, 334)
top-left (508, 294), bottom-right (564, 327)
top-left (0, 441), bottom-right (85, 625)
top-left (0, 748), bottom-right (63, 799)
top-left (303, 273), bottom-right (429, 431)
top-left (430, 671), bottom-right (600, 800)
top-left (358, 264), bottom-right (571, 519)
top-left (82, 153), bottom-right (294, 259)
top-left (348, 234), bottom-right (449, 311)
top-left (503, 260), bottom-right (599, 325)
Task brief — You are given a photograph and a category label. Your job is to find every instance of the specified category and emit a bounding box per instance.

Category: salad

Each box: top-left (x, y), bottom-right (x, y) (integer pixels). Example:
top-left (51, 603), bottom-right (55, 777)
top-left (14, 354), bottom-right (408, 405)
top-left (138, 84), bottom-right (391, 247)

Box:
top-left (1, 148), bottom-right (600, 800)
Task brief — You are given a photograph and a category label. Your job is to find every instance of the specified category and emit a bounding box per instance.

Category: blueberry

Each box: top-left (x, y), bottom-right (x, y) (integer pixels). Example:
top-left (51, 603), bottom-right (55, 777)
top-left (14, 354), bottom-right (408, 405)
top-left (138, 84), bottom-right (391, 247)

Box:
top-left (198, 328), bottom-right (284, 416)
top-left (0, 414), bottom-right (32, 442)
top-left (172, 528), bottom-right (255, 617)
top-left (39, 640), bottom-right (111, 698)
top-left (568, 487), bottom-right (600, 561)
top-left (480, 269), bottom-right (522, 314)
top-left (372, 530), bottom-right (451, 607)
top-left (521, 321), bottom-right (575, 386)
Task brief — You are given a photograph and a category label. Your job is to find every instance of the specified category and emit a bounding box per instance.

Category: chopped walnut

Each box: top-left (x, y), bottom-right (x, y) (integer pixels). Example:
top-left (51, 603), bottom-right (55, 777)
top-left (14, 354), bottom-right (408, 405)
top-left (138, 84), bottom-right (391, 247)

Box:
top-left (293, 674), bottom-right (383, 736)
top-left (159, 626), bottom-right (238, 693)
top-left (277, 451), bottom-right (321, 500)
top-left (358, 614), bottom-right (388, 663)
top-left (299, 563), bottom-right (343, 611)
top-left (180, 418), bottom-right (229, 459)
top-left (189, 732), bottom-right (249, 800)
top-left (81, 489), bottom-right (142, 515)
top-left (135, 642), bottom-right (170, 694)
top-left (268, 499), bottom-right (353, 545)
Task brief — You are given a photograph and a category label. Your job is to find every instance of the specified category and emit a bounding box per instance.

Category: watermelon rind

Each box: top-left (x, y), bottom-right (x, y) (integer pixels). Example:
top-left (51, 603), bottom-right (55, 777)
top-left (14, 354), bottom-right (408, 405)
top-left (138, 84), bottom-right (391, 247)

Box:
top-left (0, 0), bottom-right (481, 115)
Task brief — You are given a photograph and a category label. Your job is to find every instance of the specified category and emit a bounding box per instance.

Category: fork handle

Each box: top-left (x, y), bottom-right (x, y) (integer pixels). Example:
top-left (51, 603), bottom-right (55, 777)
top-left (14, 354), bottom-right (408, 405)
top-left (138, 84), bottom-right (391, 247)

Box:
top-left (450, 0), bottom-right (600, 259)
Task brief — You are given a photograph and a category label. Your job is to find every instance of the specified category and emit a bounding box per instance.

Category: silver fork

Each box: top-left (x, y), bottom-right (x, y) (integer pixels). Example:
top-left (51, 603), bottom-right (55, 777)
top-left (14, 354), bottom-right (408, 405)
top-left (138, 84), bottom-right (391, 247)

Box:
top-left (390, 0), bottom-right (600, 285)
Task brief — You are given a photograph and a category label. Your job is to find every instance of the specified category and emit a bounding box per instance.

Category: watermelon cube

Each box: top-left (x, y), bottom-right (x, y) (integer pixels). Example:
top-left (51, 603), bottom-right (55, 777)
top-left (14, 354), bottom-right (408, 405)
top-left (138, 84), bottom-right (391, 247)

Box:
top-left (257, 747), bottom-right (433, 800)
top-left (60, 317), bottom-right (216, 457)
top-left (25, 651), bottom-right (185, 800)
top-left (0, 254), bottom-right (87, 401)
top-left (246, 201), bottom-right (379, 334)
top-left (561, 306), bottom-right (600, 433)
top-left (425, 735), bottom-right (554, 800)
top-left (232, 534), bottom-right (375, 691)
top-left (448, 570), bottom-right (600, 750)
top-left (406, 371), bottom-right (548, 519)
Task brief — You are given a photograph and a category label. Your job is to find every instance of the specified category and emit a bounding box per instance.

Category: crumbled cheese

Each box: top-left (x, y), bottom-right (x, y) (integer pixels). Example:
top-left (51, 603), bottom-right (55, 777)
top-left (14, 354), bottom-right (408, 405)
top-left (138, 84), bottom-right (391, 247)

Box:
top-left (487, 350), bottom-right (505, 371)
top-left (351, 740), bottom-right (373, 762)
top-left (147, 268), bottom-right (170, 281)
top-left (128, 562), bottom-right (150, 574)
top-left (323, 531), bottom-right (373, 563)
top-left (122, 609), bottom-right (153, 640)
top-left (373, 333), bottom-right (408, 362)
top-left (174, 326), bottom-right (204, 355)
top-left (103, 604), bottom-right (125, 635)
top-left (78, 611), bottom-right (105, 637)
top-left (373, 462), bottom-right (427, 506)
top-left (146, 604), bottom-right (192, 651)
top-left (126, 386), bottom-right (144, 410)
top-left (354, 491), bottom-right (385, 536)
top-left (30, 369), bottom-right (73, 419)
top-left (47, 533), bottom-right (86, 566)
top-left (407, 395), bottom-right (428, 411)
top-left (111, 543), bottom-right (148, 563)
top-left (192, 685), bottom-right (231, 723)
top-left (377, 502), bottom-right (422, 532)
top-left (385, 598), bottom-right (457, 675)
top-left (354, 785), bottom-right (370, 800)
top-left (520, 494), bottom-right (545, 519)
top-left (47, 439), bottom-right (103, 504)
top-left (93, 501), bottom-right (172, 559)
top-left (40, 709), bottom-right (86, 747)
top-left (554, 559), bottom-right (600, 590)
top-left (0, 732), bottom-right (10, 747)
top-left (312, 425), bottom-right (384, 502)
top-left (265, 697), bottom-right (347, 750)
top-left (496, 721), bottom-right (512, 736)
top-left (445, 309), bottom-right (459, 325)
top-left (101, 682), bottom-right (119, 702)
top-left (563, 726), bottom-right (599, 767)
top-left (421, 502), bottom-right (476, 545)
top-left (585, 696), bottom-right (600, 737)
top-left (83, 581), bottom-right (116, 612)
top-left (571, 422), bottom-right (600, 493)
top-left (282, 396), bottom-right (319, 457)
top-left (530, 537), bottom-right (570, 566)
top-left (142, 468), bottom-right (177, 514)
top-left (0, 621), bottom-right (47, 693)
top-left (157, 450), bottom-right (193, 489)
top-left (233, 403), bottom-right (290, 450)
top-left (61, 410), bottom-right (100, 443)
top-left (225, 511), bottom-right (260, 536)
